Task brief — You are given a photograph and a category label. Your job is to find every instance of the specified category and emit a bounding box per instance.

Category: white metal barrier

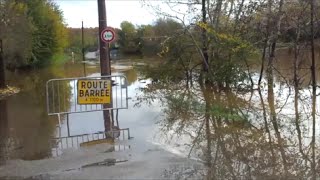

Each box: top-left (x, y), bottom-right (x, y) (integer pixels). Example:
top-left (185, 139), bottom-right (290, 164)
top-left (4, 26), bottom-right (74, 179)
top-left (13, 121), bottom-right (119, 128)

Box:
top-left (46, 75), bottom-right (128, 115)
top-left (46, 75), bottom-right (131, 154)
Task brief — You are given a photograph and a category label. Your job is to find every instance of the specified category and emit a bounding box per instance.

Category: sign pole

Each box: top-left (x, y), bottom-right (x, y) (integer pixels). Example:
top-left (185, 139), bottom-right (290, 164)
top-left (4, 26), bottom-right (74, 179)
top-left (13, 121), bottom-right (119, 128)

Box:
top-left (97, 0), bottom-right (112, 136)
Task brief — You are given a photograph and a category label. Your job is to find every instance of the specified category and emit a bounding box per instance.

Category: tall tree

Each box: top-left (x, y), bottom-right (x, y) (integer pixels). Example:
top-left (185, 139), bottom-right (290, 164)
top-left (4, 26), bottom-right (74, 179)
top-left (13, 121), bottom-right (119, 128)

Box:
top-left (0, 39), bottom-right (4, 88)
top-left (118, 21), bottom-right (139, 53)
top-left (310, 0), bottom-right (316, 179)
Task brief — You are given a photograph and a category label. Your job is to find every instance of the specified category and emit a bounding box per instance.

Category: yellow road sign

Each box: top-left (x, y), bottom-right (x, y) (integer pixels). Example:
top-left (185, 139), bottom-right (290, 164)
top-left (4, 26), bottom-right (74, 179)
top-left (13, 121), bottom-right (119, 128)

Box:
top-left (77, 79), bottom-right (111, 104)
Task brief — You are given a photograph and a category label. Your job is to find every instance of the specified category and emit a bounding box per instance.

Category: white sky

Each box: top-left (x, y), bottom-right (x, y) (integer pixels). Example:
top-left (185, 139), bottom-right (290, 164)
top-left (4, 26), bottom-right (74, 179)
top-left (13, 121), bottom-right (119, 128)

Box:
top-left (54, 0), bottom-right (197, 28)
top-left (55, 0), bottom-right (167, 28)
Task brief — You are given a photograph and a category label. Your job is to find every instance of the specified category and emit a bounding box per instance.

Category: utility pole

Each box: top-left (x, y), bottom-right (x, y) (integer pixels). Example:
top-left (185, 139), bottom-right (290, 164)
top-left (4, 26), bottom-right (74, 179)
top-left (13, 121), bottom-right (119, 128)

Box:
top-left (97, 0), bottom-right (112, 136)
top-left (82, 21), bottom-right (86, 76)
top-left (0, 39), bottom-right (5, 89)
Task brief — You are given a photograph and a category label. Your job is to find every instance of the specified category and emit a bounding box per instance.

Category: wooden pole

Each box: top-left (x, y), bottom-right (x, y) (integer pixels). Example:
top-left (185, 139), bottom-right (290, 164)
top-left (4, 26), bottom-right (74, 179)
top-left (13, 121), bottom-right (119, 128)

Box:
top-left (97, 0), bottom-right (112, 136)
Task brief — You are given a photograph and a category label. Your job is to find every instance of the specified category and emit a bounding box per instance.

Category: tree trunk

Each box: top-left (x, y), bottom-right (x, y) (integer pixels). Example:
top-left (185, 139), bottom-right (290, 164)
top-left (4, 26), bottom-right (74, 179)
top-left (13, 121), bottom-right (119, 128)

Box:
top-left (310, 0), bottom-right (316, 179)
top-left (234, 0), bottom-right (245, 32)
top-left (226, 0), bottom-right (234, 24)
top-left (266, 0), bottom-right (288, 175)
top-left (199, 72), bottom-right (212, 178)
top-left (293, 24), bottom-right (309, 162)
top-left (258, 88), bottom-right (276, 174)
top-left (0, 99), bottom-right (8, 165)
top-left (214, 0), bottom-right (223, 30)
top-left (0, 39), bottom-right (5, 89)
top-left (202, 0), bottom-right (209, 72)
top-left (258, 39), bottom-right (268, 87)
top-left (258, 0), bottom-right (273, 87)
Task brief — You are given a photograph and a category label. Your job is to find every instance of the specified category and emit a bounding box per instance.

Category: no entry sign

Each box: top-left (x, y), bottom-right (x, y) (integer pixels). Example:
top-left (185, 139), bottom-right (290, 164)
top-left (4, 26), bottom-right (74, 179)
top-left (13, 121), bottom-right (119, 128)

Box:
top-left (101, 27), bottom-right (115, 43)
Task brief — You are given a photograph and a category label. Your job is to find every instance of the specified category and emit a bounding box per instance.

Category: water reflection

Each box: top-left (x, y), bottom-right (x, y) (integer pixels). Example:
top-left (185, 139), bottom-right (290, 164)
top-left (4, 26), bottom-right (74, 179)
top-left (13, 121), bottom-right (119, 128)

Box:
top-left (0, 65), bottom-right (80, 161)
top-left (0, 99), bottom-right (8, 165)
top-left (138, 49), bottom-right (320, 179)
top-left (0, 60), bottom-right (159, 165)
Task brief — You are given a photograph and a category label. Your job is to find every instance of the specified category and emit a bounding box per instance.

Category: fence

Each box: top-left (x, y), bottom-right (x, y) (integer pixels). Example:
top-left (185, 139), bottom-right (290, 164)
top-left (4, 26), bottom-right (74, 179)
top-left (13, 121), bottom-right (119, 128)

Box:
top-left (46, 75), bottom-right (128, 116)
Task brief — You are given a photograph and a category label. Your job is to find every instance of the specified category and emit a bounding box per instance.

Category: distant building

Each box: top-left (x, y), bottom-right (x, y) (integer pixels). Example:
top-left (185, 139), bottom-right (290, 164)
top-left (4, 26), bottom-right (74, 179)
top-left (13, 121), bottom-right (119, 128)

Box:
top-left (85, 52), bottom-right (98, 60)
top-left (85, 49), bottom-right (120, 61)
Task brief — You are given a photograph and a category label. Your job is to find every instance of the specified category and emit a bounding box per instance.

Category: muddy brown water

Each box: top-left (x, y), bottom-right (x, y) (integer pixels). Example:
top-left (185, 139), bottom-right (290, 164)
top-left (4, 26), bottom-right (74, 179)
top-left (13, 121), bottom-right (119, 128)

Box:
top-left (0, 48), bottom-right (320, 179)
top-left (0, 61), bottom-right (149, 161)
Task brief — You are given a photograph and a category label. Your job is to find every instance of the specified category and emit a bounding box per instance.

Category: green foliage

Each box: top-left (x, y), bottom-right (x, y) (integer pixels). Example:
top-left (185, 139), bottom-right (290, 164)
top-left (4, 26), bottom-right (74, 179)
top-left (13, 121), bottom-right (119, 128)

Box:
top-left (26, 0), bottom-right (68, 67)
top-left (197, 22), bottom-right (258, 86)
top-left (118, 21), bottom-right (141, 54)
top-left (153, 18), bottom-right (183, 37)
top-left (118, 18), bottom-right (183, 56)
top-left (67, 27), bottom-right (99, 55)
top-left (0, 1), bottom-right (33, 69)
top-left (163, 91), bottom-right (249, 126)
top-left (137, 25), bottom-right (159, 56)
top-left (0, 0), bottom-right (68, 69)
top-left (50, 53), bottom-right (69, 66)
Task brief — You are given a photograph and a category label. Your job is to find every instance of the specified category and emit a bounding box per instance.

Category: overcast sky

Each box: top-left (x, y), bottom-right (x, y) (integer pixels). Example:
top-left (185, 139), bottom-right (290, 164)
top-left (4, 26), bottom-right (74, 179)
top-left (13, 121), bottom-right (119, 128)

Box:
top-left (54, 0), bottom-right (170, 28)
top-left (54, 0), bottom-right (196, 28)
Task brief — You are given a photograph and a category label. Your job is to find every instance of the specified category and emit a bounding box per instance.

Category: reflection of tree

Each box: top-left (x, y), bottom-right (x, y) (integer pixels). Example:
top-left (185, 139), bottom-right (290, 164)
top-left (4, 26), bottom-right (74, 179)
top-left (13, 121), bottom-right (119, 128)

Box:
top-left (5, 66), bottom-right (72, 160)
top-left (0, 99), bottom-right (8, 165)
top-left (138, 69), bottom-right (319, 178)
top-left (123, 68), bottom-right (138, 86)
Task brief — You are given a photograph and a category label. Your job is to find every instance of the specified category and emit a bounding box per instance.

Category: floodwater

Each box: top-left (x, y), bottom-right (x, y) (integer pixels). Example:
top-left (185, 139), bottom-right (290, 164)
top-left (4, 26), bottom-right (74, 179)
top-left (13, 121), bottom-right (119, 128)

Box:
top-left (1, 47), bottom-right (320, 179)
top-left (0, 60), bottom-right (164, 161)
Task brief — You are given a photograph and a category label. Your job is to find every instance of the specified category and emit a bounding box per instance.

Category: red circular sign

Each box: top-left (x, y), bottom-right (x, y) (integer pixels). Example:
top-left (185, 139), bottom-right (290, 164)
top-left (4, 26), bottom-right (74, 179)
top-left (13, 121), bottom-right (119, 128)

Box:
top-left (101, 28), bottom-right (115, 43)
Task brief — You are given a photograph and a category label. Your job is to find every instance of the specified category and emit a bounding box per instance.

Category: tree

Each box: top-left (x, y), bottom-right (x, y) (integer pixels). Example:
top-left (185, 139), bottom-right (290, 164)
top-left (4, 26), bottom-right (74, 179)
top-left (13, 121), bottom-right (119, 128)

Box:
top-left (138, 0), bottom-right (320, 178)
top-left (118, 21), bottom-right (139, 54)
top-left (0, 0), bottom-right (68, 69)
top-left (25, 0), bottom-right (68, 66)
top-left (0, 1), bottom-right (32, 70)
top-left (0, 39), bottom-right (4, 88)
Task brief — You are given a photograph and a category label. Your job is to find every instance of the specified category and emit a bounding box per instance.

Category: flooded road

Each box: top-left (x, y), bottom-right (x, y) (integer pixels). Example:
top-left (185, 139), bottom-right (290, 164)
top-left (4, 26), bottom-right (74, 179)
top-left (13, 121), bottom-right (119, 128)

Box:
top-left (0, 60), bottom-right (204, 179)
top-left (0, 61), bottom-right (165, 160)
top-left (1, 48), bottom-right (320, 179)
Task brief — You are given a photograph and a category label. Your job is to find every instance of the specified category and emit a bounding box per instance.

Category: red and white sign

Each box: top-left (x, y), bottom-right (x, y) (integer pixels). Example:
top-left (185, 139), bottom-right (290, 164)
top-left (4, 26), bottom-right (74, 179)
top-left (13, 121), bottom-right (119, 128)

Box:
top-left (101, 27), bottom-right (115, 43)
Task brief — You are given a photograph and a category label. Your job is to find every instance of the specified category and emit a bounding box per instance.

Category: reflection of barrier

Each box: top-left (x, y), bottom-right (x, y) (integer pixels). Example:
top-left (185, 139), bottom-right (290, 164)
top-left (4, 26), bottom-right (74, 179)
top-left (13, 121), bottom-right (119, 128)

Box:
top-left (51, 129), bottom-right (131, 157)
